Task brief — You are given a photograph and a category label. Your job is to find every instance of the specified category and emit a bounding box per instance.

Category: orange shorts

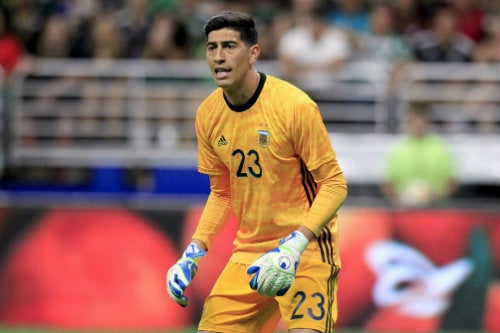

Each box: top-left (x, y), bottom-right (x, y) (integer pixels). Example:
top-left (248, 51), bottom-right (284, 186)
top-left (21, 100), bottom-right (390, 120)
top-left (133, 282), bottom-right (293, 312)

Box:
top-left (198, 256), bottom-right (340, 333)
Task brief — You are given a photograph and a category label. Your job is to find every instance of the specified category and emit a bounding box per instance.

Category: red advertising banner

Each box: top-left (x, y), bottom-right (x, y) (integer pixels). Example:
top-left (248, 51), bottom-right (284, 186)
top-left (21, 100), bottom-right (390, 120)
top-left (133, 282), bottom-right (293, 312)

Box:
top-left (337, 208), bottom-right (500, 332)
top-left (0, 206), bottom-right (498, 331)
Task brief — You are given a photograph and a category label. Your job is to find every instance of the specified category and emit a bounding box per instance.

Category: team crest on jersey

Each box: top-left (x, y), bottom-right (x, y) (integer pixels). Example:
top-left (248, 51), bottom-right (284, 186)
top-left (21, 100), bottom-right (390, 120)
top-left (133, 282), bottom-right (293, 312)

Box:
top-left (257, 130), bottom-right (269, 148)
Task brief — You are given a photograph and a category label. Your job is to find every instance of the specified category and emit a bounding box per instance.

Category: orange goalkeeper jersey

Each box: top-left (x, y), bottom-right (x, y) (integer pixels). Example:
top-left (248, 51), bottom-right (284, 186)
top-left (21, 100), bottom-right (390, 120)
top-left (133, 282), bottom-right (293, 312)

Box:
top-left (195, 73), bottom-right (344, 263)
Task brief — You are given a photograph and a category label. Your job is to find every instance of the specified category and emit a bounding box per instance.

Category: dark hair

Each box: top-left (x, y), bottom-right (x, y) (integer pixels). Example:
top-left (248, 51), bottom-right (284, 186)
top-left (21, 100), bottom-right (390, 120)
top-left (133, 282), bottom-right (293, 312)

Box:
top-left (409, 102), bottom-right (431, 118)
top-left (204, 11), bottom-right (258, 46)
top-left (312, 1), bottom-right (334, 21)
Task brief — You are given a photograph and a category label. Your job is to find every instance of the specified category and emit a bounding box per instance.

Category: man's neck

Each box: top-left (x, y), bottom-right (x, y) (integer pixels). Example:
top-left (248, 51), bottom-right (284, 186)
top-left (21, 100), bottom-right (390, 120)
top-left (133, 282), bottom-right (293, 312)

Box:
top-left (223, 70), bottom-right (261, 106)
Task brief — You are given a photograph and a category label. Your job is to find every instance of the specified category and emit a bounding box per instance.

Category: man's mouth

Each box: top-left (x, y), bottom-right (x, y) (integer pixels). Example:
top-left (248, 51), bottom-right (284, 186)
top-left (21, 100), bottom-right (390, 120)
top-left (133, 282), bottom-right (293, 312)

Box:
top-left (214, 68), bottom-right (231, 79)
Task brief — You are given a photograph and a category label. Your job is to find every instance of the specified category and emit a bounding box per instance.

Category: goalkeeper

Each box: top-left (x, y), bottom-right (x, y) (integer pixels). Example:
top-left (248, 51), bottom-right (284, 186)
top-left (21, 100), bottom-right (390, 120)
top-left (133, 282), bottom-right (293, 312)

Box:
top-left (166, 10), bottom-right (348, 333)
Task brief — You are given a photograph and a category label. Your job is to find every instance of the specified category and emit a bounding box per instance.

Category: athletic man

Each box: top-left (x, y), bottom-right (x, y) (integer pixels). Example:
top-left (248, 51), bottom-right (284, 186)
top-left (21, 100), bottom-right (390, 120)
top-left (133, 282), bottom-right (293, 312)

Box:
top-left (166, 11), bottom-right (348, 333)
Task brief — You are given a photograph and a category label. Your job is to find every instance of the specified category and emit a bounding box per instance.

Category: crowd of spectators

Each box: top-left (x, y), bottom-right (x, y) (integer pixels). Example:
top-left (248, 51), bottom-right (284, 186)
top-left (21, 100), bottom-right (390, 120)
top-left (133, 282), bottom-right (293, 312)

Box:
top-left (1, 0), bottom-right (500, 78)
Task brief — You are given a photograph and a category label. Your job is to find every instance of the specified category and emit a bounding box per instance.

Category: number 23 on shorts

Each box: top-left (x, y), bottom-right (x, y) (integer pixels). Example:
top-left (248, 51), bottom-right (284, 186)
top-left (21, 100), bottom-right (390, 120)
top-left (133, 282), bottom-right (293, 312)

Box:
top-left (290, 290), bottom-right (326, 321)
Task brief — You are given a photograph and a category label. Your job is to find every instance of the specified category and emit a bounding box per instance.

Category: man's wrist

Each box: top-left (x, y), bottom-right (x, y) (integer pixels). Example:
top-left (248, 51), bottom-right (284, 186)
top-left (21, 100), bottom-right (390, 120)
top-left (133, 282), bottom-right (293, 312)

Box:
top-left (182, 242), bottom-right (206, 263)
top-left (191, 239), bottom-right (208, 251)
top-left (296, 226), bottom-right (315, 240)
top-left (281, 230), bottom-right (309, 255)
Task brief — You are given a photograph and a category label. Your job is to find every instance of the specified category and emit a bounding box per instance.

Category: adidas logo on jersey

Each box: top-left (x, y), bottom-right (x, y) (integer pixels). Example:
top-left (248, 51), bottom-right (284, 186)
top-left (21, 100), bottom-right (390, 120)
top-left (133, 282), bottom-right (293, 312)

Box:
top-left (217, 135), bottom-right (228, 146)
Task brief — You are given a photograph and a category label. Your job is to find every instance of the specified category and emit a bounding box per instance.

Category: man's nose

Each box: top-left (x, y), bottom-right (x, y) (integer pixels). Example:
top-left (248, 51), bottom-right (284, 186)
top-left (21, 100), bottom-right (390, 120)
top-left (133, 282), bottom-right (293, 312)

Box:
top-left (214, 48), bottom-right (225, 62)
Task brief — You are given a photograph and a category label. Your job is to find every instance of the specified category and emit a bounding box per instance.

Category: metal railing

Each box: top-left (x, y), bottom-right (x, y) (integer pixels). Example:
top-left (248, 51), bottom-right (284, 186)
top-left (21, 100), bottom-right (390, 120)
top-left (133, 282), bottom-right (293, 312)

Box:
top-left (396, 62), bottom-right (500, 134)
top-left (6, 59), bottom-right (393, 167)
top-left (295, 60), bottom-right (393, 133)
top-left (3, 59), bottom-right (500, 184)
top-left (8, 59), bottom-right (215, 167)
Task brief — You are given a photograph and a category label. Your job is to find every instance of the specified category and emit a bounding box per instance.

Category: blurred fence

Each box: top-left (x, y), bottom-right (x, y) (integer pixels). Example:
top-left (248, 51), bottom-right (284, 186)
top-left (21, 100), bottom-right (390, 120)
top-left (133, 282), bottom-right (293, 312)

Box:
top-left (2, 59), bottom-right (500, 185)
top-left (396, 62), bottom-right (500, 134)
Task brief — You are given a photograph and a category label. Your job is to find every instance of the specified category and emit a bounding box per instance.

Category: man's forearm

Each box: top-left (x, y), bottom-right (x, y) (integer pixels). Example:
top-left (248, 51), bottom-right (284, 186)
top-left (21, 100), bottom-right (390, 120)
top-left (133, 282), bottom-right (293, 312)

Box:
top-left (192, 190), bottom-right (232, 251)
top-left (302, 160), bottom-right (348, 236)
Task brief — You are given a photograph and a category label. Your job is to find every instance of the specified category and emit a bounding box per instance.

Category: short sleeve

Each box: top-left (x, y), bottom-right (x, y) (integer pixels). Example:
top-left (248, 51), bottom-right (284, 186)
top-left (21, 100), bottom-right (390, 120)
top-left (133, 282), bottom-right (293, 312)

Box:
top-left (195, 107), bottom-right (225, 175)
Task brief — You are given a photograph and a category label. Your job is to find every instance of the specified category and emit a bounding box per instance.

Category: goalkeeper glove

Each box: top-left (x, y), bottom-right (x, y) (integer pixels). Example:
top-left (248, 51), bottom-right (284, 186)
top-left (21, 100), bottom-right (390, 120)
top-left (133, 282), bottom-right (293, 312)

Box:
top-left (166, 242), bottom-right (206, 307)
top-left (247, 230), bottom-right (309, 297)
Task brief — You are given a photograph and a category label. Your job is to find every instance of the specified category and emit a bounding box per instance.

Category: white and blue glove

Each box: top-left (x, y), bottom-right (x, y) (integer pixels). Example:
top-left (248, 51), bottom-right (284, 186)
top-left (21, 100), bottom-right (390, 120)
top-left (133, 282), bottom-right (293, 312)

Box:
top-left (247, 231), bottom-right (309, 297)
top-left (166, 242), bottom-right (206, 307)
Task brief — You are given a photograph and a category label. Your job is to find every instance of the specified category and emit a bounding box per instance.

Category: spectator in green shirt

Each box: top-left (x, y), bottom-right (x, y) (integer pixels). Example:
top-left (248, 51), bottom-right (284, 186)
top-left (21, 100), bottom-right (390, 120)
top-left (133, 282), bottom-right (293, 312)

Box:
top-left (381, 103), bottom-right (458, 207)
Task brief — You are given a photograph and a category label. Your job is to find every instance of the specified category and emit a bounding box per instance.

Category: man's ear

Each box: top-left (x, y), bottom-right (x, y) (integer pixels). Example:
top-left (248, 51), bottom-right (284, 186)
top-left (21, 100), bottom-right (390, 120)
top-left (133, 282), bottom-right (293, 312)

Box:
top-left (249, 44), bottom-right (260, 65)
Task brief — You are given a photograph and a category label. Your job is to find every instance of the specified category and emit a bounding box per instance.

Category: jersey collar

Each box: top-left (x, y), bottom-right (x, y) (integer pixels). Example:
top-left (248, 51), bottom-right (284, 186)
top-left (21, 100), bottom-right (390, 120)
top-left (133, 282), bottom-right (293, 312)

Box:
top-left (224, 72), bottom-right (267, 112)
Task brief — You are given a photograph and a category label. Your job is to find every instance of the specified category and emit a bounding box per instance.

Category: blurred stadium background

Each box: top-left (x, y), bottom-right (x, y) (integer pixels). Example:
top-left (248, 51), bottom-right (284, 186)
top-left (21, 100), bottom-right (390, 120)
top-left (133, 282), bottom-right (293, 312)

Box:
top-left (0, 59), bottom-right (500, 331)
top-left (0, 0), bottom-right (500, 332)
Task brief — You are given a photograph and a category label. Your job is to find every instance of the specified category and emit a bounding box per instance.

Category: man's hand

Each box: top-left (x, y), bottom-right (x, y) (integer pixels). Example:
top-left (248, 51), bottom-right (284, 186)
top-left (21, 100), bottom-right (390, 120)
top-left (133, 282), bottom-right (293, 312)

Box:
top-left (166, 242), bottom-right (206, 307)
top-left (247, 231), bottom-right (309, 297)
